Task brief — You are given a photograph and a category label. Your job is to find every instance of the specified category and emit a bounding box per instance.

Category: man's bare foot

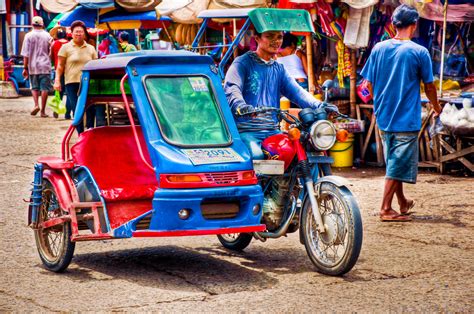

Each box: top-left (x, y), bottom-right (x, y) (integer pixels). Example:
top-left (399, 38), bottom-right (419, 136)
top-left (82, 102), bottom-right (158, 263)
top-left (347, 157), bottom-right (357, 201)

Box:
top-left (400, 199), bottom-right (415, 216)
top-left (380, 208), bottom-right (412, 222)
top-left (30, 107), bottom-right (40, 116)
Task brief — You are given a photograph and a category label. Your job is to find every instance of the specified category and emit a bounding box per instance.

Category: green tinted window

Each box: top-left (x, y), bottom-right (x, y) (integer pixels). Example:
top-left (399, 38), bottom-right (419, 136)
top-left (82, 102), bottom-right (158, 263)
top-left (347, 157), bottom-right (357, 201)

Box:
top-left (88, 79), bottom-right (131, 95)
top-left (145, 76), bottom-right (230, 146)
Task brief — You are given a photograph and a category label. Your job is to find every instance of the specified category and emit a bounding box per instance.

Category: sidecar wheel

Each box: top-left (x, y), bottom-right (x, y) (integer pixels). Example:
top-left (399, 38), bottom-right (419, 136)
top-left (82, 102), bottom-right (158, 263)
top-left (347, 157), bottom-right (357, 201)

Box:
top-left (34, 180), bottom-right (75, 272)
top-left (217, 233), bottom-right (253, 251)
top-left (301, 182), bottom-right (362, 276)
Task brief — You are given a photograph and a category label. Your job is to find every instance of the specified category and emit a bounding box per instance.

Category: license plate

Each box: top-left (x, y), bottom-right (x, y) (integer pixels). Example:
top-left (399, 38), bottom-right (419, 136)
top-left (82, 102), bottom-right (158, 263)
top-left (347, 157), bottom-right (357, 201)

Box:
top-left (182, 148), bottom-right (244, 165)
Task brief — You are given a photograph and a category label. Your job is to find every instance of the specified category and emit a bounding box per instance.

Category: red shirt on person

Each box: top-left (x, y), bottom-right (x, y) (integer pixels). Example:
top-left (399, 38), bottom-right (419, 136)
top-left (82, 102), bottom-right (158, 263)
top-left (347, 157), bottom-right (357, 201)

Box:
top-left (51, 39), bottom-right (68, 68)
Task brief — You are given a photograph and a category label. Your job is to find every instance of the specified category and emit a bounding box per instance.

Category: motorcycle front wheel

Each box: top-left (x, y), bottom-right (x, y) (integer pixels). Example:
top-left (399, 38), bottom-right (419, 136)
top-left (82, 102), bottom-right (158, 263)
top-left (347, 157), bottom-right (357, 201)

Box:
top-left (34, 180), bottom-right (75, 272)
top-left (301, 182), bottom-right (362, 276)
top-left (217, 233), bottom-right (253, 251)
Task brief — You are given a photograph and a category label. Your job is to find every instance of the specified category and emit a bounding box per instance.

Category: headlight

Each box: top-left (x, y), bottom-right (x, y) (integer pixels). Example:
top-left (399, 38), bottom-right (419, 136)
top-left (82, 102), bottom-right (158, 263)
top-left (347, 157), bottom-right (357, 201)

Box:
top-left (309, 120), bottom-right (336, 150)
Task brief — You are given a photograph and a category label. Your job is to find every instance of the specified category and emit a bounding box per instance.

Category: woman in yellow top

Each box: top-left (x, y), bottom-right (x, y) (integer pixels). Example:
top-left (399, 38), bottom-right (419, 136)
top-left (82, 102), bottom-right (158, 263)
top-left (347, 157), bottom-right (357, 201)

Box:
top-left (54, 20), bottom-right (100, 133)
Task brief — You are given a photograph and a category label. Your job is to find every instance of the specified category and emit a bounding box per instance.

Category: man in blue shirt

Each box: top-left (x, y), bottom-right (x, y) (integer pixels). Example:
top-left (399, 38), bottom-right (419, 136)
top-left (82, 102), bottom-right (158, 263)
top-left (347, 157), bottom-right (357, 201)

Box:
top-left (361, 4), bottom-right (441, 222)
top-left (224, 31), bottom-right (334, 159)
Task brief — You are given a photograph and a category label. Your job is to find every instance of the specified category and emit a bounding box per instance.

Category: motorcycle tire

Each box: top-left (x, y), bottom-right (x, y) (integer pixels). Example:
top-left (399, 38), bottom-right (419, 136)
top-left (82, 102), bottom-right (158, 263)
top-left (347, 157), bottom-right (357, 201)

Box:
top-left (301, 182), bottom-right (362, 276)
top-left (217, 233), bottom-right (253, 251)
top-left (34, 180), bottom-right (75, 273)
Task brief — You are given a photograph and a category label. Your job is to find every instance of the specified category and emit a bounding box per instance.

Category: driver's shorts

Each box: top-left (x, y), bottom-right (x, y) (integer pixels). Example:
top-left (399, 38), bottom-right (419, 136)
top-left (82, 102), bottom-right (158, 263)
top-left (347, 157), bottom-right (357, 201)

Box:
top-left (379, 131), bottom-right (419, 184)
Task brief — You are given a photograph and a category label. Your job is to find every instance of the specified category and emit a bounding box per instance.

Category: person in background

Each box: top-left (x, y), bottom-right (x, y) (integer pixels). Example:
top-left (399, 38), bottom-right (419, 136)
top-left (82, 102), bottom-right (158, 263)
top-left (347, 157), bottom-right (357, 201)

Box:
top-left (224, 30), bottom-right (336, 160)
top-left (277, 33), bottom-right (309, 91)
top-left (54, 20), bottom-right (98, 131)
top-left (21, 16), bottom-right (53, 117)
top-left (50, 28), bottom-right (68, 101)
top-left (118, 31), bottom-right (137, 53)
top-left (361, 4), bottom-right (441, 222)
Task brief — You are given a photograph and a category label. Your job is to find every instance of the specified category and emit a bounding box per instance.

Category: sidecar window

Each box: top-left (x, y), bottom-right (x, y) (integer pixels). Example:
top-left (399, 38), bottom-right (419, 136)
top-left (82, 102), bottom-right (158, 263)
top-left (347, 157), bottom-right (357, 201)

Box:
top-left (145, 76), bottom-right (231, 146)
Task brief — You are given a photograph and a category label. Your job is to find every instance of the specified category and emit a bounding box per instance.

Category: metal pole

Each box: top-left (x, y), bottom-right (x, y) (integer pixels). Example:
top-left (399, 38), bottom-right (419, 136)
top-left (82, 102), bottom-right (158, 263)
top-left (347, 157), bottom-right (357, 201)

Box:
top-left (438, 0), bottom-right (449, 96)
top-left (306, 35), bottom-right (314, 94)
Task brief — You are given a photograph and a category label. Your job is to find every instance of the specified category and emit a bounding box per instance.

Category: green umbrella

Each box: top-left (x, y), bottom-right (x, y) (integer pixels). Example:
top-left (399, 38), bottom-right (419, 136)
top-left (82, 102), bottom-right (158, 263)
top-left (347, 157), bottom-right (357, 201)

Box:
top-left (47, 13), bottom-right (66, 31)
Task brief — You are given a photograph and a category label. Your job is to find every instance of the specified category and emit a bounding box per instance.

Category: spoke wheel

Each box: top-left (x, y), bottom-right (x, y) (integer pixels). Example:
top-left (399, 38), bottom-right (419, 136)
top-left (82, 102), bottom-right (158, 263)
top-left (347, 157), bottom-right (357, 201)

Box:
top-left (301, 182), bottom-right (362, 276)
top-left (217, 233), bottom-right (253, 251)
top-left (34, 180), bottom-right (75, 272)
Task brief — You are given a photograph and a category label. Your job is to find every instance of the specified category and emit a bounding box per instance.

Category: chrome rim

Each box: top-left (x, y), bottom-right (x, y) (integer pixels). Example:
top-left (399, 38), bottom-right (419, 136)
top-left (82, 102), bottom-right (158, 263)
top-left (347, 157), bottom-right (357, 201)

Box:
top-left (36, 187), bottom-right (65, 263)
top-left (219, 233), bottom-right (241, 243)
top-left (306, 189), bottom-right (349, 267)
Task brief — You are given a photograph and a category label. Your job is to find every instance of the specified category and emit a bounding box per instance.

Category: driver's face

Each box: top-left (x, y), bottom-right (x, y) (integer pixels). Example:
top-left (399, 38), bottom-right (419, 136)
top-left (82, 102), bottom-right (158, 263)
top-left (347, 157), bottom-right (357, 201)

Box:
top-left (255, 31), bottom-right (284, 55)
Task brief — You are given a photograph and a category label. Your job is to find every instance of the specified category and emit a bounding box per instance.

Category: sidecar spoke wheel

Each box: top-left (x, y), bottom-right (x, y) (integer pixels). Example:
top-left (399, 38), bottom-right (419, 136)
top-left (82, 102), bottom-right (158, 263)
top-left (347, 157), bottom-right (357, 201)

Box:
top-left (34, 181), bottom-right (75, 272)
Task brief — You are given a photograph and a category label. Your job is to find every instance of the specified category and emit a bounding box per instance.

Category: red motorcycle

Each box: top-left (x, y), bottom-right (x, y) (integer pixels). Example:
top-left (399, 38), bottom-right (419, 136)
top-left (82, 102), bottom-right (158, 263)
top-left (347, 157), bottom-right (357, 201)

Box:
top-left (217, 107), bottom-right (363, 276)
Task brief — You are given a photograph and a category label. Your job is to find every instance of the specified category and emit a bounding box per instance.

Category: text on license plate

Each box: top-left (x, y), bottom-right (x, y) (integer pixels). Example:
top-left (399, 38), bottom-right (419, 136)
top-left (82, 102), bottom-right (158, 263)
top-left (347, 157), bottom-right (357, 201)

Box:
top-left (182, 148), bottom-right (244, 165)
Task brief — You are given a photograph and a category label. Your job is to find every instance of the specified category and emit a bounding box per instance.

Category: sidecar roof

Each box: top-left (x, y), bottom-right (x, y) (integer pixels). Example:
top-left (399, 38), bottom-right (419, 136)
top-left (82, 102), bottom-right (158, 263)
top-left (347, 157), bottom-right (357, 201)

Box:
top-left (83, 50), bottom-right (213, 77)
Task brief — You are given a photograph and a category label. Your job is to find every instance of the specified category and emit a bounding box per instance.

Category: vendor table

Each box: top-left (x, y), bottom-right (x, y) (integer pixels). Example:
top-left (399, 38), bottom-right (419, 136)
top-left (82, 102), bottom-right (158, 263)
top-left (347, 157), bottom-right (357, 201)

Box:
top-left (419, 99), bottom-right (474, 174)
top-left (436, 133), bottom-right (474, 174)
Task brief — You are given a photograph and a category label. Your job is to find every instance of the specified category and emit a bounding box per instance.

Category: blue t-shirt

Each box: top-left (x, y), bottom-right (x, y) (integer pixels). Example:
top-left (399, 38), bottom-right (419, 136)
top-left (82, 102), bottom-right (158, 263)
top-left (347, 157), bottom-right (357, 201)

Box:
top-left (361, 39), bottom-right (434, 132)
top-left (224, 51), bottom-right (321, 132)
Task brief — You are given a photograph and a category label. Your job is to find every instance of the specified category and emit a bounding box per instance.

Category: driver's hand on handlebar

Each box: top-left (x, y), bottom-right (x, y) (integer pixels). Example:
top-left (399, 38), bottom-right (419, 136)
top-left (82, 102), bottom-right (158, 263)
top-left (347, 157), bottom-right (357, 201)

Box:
top-left (320, 102), bottom-right (339, 119)
top-left (236, 104), bottom-right (256, 117)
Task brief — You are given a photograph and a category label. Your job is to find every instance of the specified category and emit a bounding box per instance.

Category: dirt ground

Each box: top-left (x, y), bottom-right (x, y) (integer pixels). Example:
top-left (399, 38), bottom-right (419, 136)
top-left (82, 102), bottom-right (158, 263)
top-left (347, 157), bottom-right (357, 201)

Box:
top-left (0, 97), bottom-right (473, 312)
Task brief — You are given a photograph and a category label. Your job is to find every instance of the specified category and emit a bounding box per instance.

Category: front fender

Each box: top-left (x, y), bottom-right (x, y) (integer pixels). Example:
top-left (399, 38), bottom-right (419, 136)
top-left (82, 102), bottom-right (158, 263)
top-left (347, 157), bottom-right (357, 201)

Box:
top-left (43, 169), bottom-right (73, 212)
top-left (315, 175), bottom-right (351, 188)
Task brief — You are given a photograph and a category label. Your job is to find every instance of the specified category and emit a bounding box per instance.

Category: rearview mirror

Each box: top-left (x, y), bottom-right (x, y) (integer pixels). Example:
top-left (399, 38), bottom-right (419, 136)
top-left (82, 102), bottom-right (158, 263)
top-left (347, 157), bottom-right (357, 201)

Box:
top-left (322, 80), bottom-right (334, 90)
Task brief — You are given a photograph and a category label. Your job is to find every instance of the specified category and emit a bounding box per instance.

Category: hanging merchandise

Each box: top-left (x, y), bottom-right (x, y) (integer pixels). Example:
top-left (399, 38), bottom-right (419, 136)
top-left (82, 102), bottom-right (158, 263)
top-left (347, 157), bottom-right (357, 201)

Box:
top-left (115, 0), bottom-right (162, 13)
top-left (336, 40), bottom-right (351, 86)
top-left (209, 0), bottom-right (267, 8)
top-left (315, 1), bottom-right (337, 37)
top-left (40, 0), bottom-right (77, 13)
top-left (173, 23), bottom-right (199, 46)
top-left (343, 6), bottom-right (373, 49)
top-left (166, 0), bottom-right (210, 24)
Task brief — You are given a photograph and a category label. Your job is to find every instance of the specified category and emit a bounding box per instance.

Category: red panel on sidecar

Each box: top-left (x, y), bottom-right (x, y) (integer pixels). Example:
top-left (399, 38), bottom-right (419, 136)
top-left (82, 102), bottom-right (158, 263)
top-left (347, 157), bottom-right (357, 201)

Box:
top-left (71, 126), bottom-right (158, 202)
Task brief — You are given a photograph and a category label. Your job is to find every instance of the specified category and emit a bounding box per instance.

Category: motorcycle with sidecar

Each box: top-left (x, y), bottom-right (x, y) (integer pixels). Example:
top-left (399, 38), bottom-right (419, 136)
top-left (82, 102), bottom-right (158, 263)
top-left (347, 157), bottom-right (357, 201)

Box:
top-left (28, 8), bottom-right (362, 276)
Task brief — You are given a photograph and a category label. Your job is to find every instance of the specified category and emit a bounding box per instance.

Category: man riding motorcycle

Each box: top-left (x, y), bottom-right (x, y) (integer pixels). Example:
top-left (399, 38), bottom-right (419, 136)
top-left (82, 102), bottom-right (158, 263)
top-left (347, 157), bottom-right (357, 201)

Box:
top-left (224, 30), bottom-right (337, 158)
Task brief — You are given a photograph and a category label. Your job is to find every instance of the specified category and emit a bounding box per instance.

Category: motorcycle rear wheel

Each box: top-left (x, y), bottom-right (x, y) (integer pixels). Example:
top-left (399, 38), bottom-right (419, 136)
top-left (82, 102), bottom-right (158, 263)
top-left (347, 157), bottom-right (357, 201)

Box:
top-left (217, 233), bottom-right (253, 251)
top-left (301, 182), bottom-right (362, 276)
top-left (34, 180), bottom-right (75, 272)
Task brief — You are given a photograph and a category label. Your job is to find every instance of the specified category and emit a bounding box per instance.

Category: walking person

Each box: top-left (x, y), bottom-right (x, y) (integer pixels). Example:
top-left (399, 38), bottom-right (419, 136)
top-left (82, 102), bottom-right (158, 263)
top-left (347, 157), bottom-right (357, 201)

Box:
top-left (277, 33), bottom-right (309, 91)
top-left (21, 16), bottom-right (53, 117)
top-left (51, 28), bottom-right (68, 99)
top-left (54, 20), bottom-right (97, 131)
top-left (118, 31), bottom-right (137, 53)
top-left (361, 4), bottom-right (442, 222)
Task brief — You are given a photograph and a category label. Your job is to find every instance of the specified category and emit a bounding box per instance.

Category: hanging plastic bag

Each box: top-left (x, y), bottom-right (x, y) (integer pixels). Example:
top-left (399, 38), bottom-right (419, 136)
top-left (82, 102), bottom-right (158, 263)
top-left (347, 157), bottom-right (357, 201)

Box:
top-left (47, 91), bottom-right (66, 115)
top-left (356, 79), bottom-right (372, 103)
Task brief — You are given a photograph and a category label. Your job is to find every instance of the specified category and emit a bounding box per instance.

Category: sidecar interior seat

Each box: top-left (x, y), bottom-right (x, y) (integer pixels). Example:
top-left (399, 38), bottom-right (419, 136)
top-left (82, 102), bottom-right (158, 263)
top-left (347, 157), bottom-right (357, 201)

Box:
top-left (71, 125), bottom-right (158, 228)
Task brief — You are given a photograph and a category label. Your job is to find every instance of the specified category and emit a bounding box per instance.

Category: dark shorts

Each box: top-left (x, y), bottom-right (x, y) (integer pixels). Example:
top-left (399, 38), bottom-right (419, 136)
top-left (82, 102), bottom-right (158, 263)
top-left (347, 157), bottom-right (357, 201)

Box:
top-left (30, 74), bottom-right (52, 91)
top-left (380, 131), bottom-right (419, 184)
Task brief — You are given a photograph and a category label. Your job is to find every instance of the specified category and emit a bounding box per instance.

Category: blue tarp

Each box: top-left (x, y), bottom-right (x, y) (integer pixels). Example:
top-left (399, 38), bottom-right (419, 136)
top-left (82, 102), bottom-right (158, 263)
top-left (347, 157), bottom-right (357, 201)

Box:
top-left (59, 6), bottom-right (97, 28)
top-left (100, 10), bottom-right (171, 22)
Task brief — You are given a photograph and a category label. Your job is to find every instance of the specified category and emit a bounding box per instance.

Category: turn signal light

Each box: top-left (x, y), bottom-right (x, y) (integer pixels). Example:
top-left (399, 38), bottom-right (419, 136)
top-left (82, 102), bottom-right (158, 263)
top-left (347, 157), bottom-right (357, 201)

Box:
top-left (288, 127), bottom-right (301, 140)
top-left (336, 129), bottom-right (349, 142)
top-left (166, 174), bottom-right (202, 183)
top-left (242, 171), bottom-right (255, 180)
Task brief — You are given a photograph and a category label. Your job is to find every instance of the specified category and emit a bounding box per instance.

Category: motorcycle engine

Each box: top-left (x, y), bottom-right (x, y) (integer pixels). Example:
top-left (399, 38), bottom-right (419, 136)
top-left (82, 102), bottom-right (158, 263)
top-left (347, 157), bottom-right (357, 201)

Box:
top-left (262, 178), bottom-right (291, 231)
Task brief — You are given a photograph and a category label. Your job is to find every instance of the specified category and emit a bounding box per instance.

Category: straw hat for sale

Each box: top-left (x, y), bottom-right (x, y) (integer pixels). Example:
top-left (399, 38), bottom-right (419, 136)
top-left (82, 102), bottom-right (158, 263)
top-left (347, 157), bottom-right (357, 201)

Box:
top-left (341, 0), bottom-right (379, 9)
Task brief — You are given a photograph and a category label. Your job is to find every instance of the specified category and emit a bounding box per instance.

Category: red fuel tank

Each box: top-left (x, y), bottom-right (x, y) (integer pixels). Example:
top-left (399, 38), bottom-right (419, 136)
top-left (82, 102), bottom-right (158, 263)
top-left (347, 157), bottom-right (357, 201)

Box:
top-left (261, 134), bottom-right (296, 170)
